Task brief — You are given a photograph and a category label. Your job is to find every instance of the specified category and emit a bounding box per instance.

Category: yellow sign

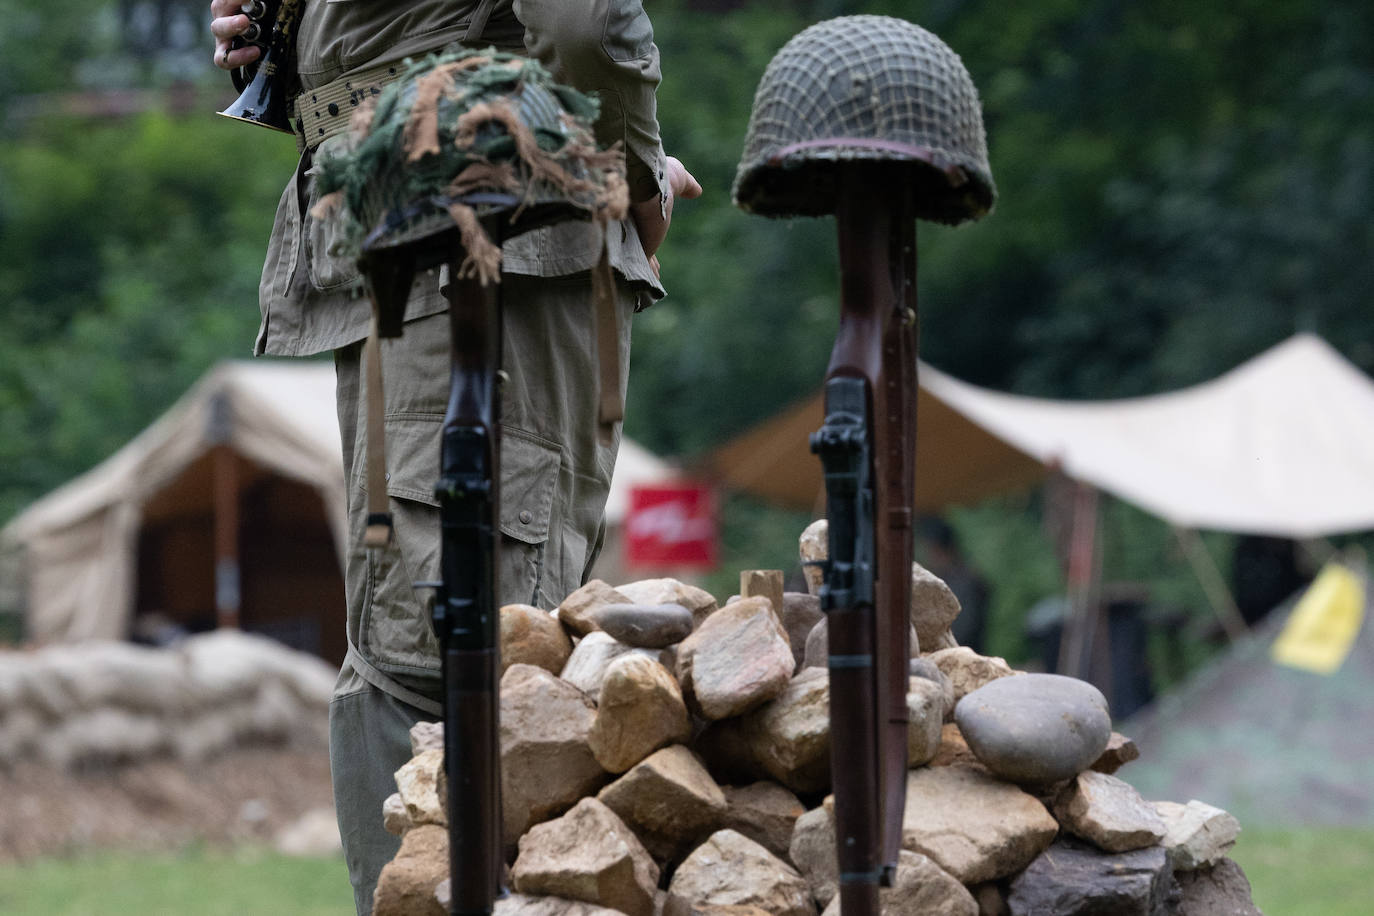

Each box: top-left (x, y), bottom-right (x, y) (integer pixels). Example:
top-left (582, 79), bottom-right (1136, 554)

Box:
top-left (1271, 562), bottom-right (1366, 675)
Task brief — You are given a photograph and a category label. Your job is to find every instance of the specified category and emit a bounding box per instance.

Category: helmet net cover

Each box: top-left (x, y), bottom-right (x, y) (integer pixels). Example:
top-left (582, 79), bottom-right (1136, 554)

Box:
top-left (732, 16), bottom-right (995, 225)
top-left (313, 49), bottom-right (628, 283)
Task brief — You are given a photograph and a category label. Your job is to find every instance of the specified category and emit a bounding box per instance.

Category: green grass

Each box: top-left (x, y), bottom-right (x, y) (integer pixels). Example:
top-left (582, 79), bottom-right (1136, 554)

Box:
top-left (2, 829), bottom-right (1371, 914)
top-left (1230, 828), bottom-right (1374, 916)
top-left (0, 845), bottom-right (354, 916)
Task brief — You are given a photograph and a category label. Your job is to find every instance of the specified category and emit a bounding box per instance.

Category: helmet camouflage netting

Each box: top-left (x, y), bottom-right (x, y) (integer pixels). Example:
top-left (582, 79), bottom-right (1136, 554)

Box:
top-left (313, 49), bottom-right (629, 284)
top-left (733, 16), bottom-right (996, 225)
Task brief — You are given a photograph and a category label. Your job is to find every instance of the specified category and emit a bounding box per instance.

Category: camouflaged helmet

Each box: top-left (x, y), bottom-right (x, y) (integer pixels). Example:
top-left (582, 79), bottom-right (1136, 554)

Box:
top-left (313, 49), bottom-right (628, 284)
top-left (732, 16), bottom-right (995, 225)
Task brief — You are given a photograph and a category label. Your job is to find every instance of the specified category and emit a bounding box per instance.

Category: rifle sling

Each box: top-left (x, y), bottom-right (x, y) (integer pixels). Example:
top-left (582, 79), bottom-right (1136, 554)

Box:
top-left (362, 303), bottom-right (395, 548)
top-left (593, 235), bottom-right (623, 444)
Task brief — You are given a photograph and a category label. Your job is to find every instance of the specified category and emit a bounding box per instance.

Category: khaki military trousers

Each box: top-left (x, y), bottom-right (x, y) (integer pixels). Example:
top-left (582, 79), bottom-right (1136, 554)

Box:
top-left (328, 271), bottom-right (634, 915)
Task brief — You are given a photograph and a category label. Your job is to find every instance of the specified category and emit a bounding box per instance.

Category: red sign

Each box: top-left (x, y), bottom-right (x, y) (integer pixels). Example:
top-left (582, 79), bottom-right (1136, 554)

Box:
top-left (623, 482), bottom-right (718, 570)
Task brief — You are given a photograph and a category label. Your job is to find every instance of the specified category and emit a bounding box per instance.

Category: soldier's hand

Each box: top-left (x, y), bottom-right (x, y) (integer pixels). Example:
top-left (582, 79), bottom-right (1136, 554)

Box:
top-left (210, 0), bottom-right (263, 71)
top-left (632, 156), bottom-right (701, 261)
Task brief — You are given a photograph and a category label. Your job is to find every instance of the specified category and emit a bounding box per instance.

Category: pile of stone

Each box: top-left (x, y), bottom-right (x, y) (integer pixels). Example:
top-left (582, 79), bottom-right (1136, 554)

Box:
top-left (374, 520), bottom-right (1262, 916)
top-left (0, 629), bottom-right (335, 768)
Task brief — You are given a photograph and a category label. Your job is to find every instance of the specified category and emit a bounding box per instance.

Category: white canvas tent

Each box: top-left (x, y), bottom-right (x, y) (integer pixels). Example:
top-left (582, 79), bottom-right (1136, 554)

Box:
top-left (925, 333), bottom-right (1374, 539)
top-left (709, 333), bottom-right (1374, 539)
top-left (2, 362), bottom-right (349, 656)
top-left (2, 361), bottom-right (675, 658)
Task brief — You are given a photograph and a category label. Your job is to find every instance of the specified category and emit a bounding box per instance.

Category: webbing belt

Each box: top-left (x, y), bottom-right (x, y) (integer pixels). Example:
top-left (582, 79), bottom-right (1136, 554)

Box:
top-left (293, 0), bottom-right (500, 154)
top-left (295, 60), bottom-right (404, 153)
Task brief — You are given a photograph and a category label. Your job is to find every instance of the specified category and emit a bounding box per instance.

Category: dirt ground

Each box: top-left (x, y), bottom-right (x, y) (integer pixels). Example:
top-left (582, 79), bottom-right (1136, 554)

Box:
top-left (0, 741), bottom-right (335, 863)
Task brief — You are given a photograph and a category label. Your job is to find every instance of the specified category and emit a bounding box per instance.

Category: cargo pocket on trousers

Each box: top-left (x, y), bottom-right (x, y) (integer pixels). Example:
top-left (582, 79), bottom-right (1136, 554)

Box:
top-left (303, 141), bottom-right (364, 293)
top-left (357, 420), bottom-right (562, 676)
top-left (495, 428), bottom-right (561, 608)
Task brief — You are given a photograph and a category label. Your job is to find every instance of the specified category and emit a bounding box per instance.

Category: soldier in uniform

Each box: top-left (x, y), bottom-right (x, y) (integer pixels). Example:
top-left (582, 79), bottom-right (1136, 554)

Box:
top-left (210, 3), bottom-right (699, 912)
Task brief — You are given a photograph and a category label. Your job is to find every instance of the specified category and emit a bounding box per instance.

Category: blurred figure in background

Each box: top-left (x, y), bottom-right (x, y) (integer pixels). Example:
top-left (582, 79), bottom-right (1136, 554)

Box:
top-left (918, 517), bottom-right (990, 653)
top-left (1231, 534), bottom-right (1311, 627)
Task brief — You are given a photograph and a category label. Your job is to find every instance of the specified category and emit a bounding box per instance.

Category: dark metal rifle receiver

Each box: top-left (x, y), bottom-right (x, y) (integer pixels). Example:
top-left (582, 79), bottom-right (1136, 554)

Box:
top-left (810, 375), bottom-right (876, 613)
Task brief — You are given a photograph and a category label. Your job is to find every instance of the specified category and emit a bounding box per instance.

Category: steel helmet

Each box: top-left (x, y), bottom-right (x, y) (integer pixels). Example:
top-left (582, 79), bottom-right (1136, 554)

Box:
top-left (733, 16), bottom-right (995, 225)
top-left (313, 49), bottom-right (628, 284)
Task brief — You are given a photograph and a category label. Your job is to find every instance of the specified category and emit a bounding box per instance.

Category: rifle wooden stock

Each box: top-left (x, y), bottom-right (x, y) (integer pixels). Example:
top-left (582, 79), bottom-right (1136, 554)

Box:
top-left (814, 165), bottom-right (917, 915)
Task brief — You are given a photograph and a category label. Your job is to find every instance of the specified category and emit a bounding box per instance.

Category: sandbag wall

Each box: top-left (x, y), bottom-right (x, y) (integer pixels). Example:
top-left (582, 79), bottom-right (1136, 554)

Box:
top-left (0, 630), bottom-right (335, 768)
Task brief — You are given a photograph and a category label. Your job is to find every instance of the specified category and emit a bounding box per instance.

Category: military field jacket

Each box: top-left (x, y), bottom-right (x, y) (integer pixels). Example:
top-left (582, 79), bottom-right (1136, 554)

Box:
top-left (255, 0), bottom-right (667, 357)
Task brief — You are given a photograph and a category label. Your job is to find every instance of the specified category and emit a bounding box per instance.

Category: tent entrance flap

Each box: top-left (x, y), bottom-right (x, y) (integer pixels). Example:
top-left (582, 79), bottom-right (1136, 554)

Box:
top-left (133, 450), bottom-right (347, 665)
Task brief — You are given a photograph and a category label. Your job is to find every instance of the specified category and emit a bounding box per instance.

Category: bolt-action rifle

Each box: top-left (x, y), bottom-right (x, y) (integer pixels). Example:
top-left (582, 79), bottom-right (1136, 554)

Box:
top-left (361, 208), bottom-right (510, 915)
top-left (809, 163), bottom-right (919, 916)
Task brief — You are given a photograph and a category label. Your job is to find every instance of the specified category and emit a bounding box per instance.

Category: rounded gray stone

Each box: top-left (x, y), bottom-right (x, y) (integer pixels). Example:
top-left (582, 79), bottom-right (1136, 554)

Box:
top-left (593, 603), bottom-right (695, 649)
top-left (954, 673), bottom-right (1111, 786)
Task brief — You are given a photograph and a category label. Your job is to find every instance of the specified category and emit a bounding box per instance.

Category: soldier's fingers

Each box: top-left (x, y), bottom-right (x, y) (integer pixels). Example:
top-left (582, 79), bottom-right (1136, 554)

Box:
top-left (214, 40), bottom-right (261, 71)
top-left (210, 0), bottom-right (246, 17)
top-left (666, 157), bottom-right (702, 200)
top-left (210, 13), bottom-right (251, 41)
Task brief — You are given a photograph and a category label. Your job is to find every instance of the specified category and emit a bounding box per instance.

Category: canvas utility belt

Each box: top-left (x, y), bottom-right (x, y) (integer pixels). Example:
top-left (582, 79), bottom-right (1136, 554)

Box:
top-left (290, 0), bottom-right (504, 153)
top-left (291, 60), bottom-right (404, 154)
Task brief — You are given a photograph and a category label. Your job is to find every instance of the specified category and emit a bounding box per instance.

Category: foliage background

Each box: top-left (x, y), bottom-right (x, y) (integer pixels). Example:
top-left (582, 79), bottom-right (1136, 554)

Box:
top-left (1, 0), bottom-right (1372, 675)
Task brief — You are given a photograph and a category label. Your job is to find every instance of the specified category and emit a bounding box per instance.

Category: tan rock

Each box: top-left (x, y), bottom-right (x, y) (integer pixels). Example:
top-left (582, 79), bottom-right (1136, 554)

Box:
top-left (739, 570), bottom-right (785, 624)
top-left (396, 748), bottom-right (446, 827)
top-left (743, 667), bottom-right (831, 794)
top-left (493, 893), bottom-right (625, 915)
top-left (929, 722), bottom-right (984, 770)
top-left (589, 654), bottom-right (691, 773)
top-left (373, 824), bottom-right (447, 916)
top-left (803, 616), bottom-right (918, 670)
top-left (560, 632), bottom-right (671, 698)
top-left (928, 647), bottom-right (1015, 704)
top-left (383, 792), bottom-right (413, 836)
top-left (512, 798), bottom-right (660, 916)
top-left (669, 829), bottom-right (813, 916)
top-left (1154, 799), bottom-right (1241, 870)
top-left (1054, 771), bottom-right (1167, 852)
top-left (925, 629), bottom-right (960, 652)
top-left (802, 618), bottom-right (828, 671)
top-left (653, 890), bottom-right (696, 916)
top-left (970, 882), bottom-right (1008, 916)
top-left (779, 593), bottom-right (823, 672)
top-left (788, 804), bottom-right (838, 908)
top-left (503, 604), bottom-right (574, 676)
top-left (501, 664), bottom-right (608, 845)
top-left (1090, 731), bottom-right (1141, 775)
top-left (692, 715), bottom-right (764, 787)
top-left (910, 561), bottom-right (962, 651)
top-left (677, 597), bottom-right (794, 720)
top-left (901, 766), bottom-right (1058, 884)
top-left (618, 578), bottom-right (719, 629)
top-left (818, 849), bottom-right (976, 916)
top-left (720, 781), bottom-right (805, 861)
top-left (559, 580), bottom-right (631, 638)
top-left (410, 720), bottom-right (444, 755)
top-left (910, 656), bottom-right (956, 721)
top-left (799, 519), bottom-right (828, 596)
top-left (907, 676), bottom-right (946, 767)
top-left (596, 745), bottom-right (729, 862)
